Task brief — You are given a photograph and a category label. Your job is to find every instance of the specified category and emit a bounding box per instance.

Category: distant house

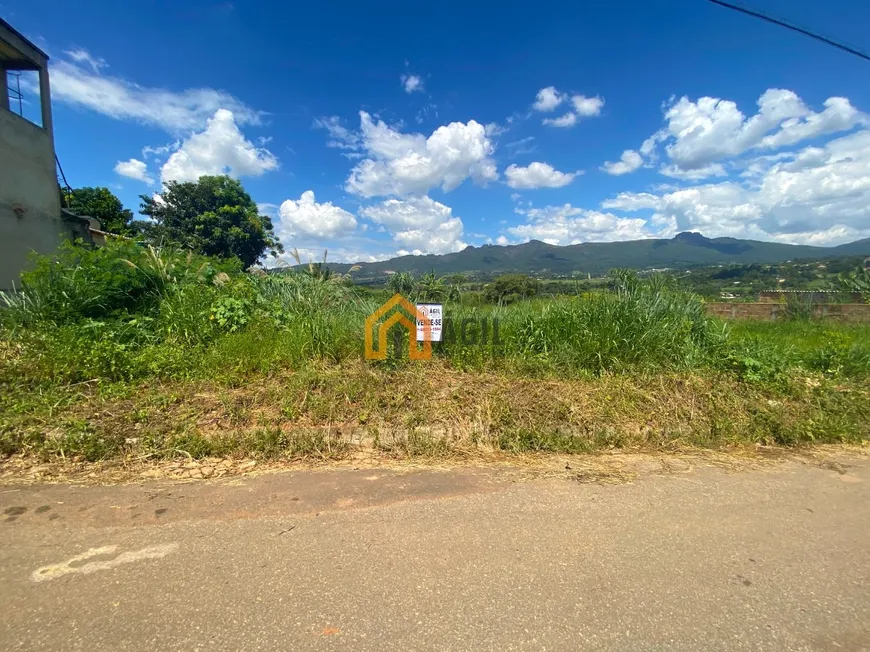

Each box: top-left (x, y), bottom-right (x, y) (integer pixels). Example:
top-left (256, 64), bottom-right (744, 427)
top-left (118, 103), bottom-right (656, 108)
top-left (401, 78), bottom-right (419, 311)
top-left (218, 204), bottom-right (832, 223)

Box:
top-left (0, 18), bottom-right (100, 290)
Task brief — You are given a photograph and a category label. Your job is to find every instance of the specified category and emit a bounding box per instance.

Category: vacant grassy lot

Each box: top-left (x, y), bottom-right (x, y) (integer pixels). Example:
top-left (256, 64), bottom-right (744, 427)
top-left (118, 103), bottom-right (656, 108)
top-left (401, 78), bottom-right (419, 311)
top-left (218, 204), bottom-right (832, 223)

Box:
top-left (1, 242), bottom-right (868, 464)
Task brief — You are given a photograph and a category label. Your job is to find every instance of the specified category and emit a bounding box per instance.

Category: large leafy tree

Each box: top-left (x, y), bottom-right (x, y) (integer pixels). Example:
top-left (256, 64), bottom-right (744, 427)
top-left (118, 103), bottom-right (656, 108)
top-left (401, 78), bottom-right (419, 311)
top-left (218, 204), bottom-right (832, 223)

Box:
top-left (140, 175), bottom-right (283, 268)
top-left (483, 274), bottom-right (540, 305)
top-left (68, 187), bottom-right (137, 237)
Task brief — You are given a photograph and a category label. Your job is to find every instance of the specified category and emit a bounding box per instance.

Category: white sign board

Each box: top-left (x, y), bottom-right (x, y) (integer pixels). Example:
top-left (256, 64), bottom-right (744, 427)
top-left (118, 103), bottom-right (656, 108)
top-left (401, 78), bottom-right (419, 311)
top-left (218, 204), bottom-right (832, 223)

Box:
top-left (416, 303), bottom-right (443, 342)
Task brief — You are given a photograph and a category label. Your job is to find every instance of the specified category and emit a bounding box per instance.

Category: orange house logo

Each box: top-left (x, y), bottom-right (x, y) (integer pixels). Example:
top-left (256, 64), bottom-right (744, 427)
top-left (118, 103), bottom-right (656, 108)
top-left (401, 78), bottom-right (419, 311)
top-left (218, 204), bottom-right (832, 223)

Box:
top-left (365, 294), bottom-right (432, 360)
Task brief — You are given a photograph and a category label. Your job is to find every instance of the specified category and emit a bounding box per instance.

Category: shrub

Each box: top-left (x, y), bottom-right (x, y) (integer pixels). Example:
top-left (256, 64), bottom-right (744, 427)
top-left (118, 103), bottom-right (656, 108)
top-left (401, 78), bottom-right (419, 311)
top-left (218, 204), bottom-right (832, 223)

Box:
top-left (0, 240), bottom-right (241, 330)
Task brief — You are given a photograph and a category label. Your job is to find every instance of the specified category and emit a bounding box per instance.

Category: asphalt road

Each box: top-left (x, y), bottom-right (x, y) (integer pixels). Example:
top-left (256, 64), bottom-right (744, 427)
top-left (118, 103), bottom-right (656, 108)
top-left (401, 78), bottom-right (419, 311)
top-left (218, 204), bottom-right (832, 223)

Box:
top-left (1, 455), bottom-right (869, 651)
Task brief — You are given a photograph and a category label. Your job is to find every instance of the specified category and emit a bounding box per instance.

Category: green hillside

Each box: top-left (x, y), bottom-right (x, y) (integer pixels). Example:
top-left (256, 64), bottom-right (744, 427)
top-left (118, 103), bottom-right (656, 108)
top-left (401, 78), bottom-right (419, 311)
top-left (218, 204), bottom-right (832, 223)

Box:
top-left (315, 232), bottom-right (870, 281)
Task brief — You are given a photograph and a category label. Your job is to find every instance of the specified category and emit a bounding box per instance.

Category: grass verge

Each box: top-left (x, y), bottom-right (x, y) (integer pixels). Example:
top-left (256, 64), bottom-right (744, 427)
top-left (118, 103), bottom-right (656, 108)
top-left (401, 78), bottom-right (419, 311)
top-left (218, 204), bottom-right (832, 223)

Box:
top-left (2, 362), bottom-right (867, 465)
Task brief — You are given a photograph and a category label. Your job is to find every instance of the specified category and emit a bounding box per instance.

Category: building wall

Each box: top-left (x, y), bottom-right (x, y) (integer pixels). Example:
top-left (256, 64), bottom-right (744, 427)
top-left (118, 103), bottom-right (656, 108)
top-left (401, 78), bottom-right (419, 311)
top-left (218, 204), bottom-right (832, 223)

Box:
top-left (707, 303), bottom-right (870, 323)
top-left (0, 108), bottom-right (64, 290)
top-left (757, 291), bottom-right (862, 303)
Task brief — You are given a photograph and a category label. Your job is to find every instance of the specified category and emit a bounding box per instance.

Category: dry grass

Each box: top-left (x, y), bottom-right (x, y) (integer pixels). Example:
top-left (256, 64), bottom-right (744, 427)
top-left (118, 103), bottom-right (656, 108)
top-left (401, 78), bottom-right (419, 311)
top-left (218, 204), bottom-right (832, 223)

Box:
top-left (2, 361), bottom-right (868, 468)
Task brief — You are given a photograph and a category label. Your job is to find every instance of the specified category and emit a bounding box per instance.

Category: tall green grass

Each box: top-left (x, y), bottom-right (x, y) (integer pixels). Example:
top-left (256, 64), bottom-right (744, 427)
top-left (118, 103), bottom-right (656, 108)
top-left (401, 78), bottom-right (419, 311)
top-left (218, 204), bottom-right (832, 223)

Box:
top-left (3, 243), bottom-right (870, 388)
top-left (439, 274), bottom-right (727, 375)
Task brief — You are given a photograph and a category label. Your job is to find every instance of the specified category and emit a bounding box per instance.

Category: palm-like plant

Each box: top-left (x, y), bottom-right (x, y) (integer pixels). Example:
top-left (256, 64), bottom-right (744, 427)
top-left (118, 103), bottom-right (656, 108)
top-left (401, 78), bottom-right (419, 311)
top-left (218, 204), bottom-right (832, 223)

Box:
top-left (290, 248), bottom-right (359, 283)
top-left (414, 272), bottom-right (447, 303)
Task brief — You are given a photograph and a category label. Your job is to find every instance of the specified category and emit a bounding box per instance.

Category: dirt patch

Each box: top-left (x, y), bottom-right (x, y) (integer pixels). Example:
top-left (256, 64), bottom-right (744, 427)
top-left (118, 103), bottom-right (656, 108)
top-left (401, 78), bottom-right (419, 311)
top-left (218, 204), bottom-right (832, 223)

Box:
top-left (1, 444), bottom-right (867, 487)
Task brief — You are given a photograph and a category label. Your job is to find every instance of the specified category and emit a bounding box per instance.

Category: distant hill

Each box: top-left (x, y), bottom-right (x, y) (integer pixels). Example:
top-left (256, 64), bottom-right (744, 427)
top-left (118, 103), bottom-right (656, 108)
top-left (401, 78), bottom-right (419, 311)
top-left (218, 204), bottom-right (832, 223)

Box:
top-left (314, 232), bottom-right (870, 281)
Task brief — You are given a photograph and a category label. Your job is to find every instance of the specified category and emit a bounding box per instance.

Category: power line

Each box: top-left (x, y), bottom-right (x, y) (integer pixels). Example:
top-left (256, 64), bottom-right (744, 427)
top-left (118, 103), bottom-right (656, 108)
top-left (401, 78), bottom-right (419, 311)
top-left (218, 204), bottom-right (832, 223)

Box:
top-left (706, 0), bottom-right (870, 62)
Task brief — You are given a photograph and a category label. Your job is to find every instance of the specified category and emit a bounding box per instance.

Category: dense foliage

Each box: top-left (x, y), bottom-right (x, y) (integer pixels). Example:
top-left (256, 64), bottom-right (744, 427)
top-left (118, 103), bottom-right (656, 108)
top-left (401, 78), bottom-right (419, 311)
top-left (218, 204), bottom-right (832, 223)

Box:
top-left (67, 187), bottom-right (138, 237)
top-left (140, 175), bottom-right (283, 268)
top-left (383, 271), bottom-right (461, 303)
top-left (483, 274), bottom-right (540, 305)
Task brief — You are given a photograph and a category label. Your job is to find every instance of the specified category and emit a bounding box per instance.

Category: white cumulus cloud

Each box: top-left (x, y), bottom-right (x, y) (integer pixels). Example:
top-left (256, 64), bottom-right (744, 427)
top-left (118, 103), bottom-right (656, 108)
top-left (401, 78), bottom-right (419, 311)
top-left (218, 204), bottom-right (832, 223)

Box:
top-left (654, 89), bottom-right (864, 172)
top-left (504, 162), bottom-right (579, 189)
top-left (160, 109), bottom-right (278, 183)
top-left (114, 158), bottom-right (153, 184)
top-left (601, 129), bottom-right (870, 245)
top-left (508, 204), bottom-right (651, 246)
top-left (344, 112), bottom-right (497, 197)
top-left (277, 191), bottom-right (357, 239)
top-left (361, 195), bottom-right (467, 254)
top-left (601, 88), bottom-right (864, 178)
top-left (533, 86), bottom-right (564, 112)
top-left (572, 95), bottom-right (604, 117)
top-left (536, 88), bottom-right (605, 127)
top-left (601, 150), bottom-right (643, 176)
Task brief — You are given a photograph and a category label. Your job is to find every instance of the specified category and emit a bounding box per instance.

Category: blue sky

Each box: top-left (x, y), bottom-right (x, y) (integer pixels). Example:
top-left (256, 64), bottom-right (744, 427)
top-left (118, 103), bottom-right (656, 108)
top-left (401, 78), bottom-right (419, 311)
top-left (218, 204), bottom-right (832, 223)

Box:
top-left (5, 0), bottom-right (870, 263)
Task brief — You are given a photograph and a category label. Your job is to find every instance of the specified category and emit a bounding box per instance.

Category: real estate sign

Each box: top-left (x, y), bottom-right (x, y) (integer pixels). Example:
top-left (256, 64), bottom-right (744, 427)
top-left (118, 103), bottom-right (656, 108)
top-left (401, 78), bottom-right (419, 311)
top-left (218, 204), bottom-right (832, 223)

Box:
top-left (416, 303), bottom-right (443, 342)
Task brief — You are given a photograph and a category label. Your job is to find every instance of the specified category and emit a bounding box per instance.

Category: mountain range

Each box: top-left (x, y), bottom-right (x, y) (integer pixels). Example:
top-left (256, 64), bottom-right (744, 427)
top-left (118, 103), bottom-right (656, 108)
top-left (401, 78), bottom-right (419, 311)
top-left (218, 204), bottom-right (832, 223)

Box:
top-left (321, 232), bottom-right (870, 280)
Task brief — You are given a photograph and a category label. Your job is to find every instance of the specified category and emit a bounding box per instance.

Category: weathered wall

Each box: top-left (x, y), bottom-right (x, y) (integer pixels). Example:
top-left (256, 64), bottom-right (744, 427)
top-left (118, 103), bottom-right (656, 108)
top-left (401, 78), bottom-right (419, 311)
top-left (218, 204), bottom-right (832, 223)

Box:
top-left (758, 291), bottom-right (863, 303)
top-left (707, 303), bottom-right (870, 322)
top-left (0, 108), bottom-right (65, 290)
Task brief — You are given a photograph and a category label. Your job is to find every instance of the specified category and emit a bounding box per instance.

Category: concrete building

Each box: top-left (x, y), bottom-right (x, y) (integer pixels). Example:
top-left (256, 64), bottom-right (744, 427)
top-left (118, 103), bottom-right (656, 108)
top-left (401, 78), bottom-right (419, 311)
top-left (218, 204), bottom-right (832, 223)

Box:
top-left (1, 18), bottom-right (95, 290)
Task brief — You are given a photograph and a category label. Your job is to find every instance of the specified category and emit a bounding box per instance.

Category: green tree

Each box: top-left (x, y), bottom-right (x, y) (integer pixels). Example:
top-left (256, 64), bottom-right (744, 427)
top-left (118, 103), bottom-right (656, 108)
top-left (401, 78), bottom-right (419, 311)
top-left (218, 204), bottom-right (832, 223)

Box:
top-left (140, 175), bottom-right (282, 268)
top-left (68, 187), bottom-right (137, 237)
top-left (386, 271), bottom-right (415, 296)
top-left (483, 274), bottom-right (540, 305)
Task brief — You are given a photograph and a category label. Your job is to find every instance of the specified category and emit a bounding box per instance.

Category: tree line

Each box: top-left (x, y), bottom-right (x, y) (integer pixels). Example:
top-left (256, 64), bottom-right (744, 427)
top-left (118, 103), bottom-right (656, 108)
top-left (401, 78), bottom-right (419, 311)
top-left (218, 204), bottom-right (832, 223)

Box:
top-left (64, 175), bottom-right (282, 268)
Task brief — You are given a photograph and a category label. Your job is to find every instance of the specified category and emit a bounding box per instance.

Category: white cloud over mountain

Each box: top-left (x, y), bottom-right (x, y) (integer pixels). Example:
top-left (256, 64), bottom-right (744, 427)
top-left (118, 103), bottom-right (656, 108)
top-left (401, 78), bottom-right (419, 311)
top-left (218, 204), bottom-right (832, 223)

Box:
top-left (508, 204), bottom-right (650, 246)
top-left (601, 129), bottom-right (870, 245)
top-left (361, 195), bottom-right (467, 254)
top-left (277, 191), bottom-right (357, 239)
top-left (344, 112), bottom-right (498, 197)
